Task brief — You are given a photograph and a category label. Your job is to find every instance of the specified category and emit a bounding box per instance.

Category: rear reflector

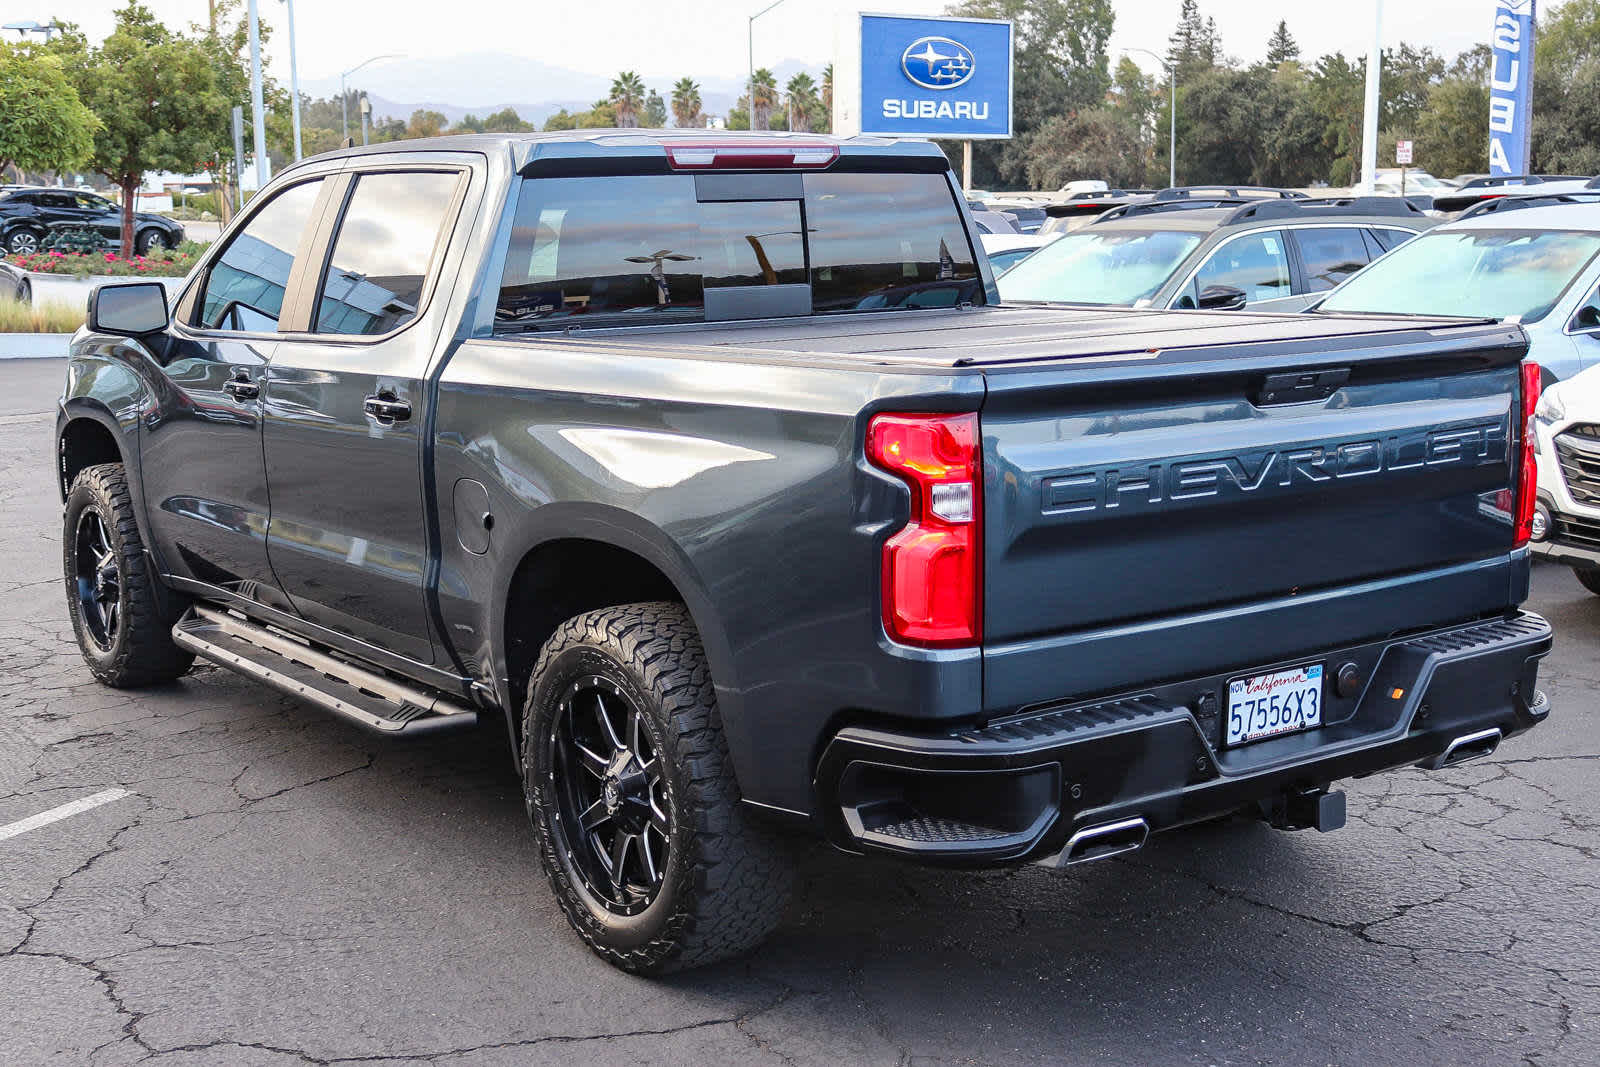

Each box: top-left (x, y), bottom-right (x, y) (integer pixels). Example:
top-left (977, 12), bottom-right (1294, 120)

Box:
top-left (867, 413), bottom-right (982, 648)
top-left (1515, 362), bottom-right (1541, 548)
top-left (665, 143), bottom-right (839, 170)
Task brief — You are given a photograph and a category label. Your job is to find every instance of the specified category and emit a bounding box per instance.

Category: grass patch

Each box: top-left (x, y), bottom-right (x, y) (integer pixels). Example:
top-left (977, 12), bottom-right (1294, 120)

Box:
top-left (0, 298), bottom-right (85, 333)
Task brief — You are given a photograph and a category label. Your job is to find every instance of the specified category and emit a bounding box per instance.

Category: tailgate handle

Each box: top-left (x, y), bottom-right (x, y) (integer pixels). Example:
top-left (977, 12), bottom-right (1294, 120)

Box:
top-left (1257, 368), bottom-right (1349, 406)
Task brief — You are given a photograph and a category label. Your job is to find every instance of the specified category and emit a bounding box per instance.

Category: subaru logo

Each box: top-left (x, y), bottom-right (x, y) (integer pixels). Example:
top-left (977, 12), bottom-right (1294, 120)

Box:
top-left (901, 36), bottom-right (976, 91)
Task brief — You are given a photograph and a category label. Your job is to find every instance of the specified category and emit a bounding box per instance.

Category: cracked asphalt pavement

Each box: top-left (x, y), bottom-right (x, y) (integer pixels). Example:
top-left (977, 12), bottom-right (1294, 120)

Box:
top-left (2, 357), bottom-right (1596, 1065)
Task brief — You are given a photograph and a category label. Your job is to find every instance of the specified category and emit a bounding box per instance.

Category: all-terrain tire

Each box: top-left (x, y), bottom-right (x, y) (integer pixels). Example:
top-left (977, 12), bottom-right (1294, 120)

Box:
top-left (63, 463), bottom-right (193, 687)
top-left (521, 601), bottom-right (794, 974)
top-left (1575, 567), bottom-right (1600, 597)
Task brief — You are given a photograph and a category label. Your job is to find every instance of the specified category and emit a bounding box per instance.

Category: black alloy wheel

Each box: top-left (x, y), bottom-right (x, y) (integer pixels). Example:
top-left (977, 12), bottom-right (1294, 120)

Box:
top-left (548, 675), bottom-right (673, 916)
top-left (73, 506), bottom-right (122, 650)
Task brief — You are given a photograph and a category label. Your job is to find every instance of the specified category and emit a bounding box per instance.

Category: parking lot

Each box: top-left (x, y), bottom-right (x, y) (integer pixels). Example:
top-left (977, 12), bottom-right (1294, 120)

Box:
top-left (1, 354), bottom-right (1596, 1066)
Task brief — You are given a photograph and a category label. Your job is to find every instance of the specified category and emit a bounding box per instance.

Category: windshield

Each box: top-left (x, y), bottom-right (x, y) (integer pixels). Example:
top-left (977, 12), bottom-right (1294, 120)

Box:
top-left (1321, 228), bottom-right (1600, 322)
top-left (997, 228), bottom-right (1203, 306)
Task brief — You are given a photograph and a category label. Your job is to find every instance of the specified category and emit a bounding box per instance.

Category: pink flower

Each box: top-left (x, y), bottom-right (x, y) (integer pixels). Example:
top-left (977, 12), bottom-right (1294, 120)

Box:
top-left (104, 253), bottom-right (117, 263)
top-left (49, 250), bottom-right (63, 258)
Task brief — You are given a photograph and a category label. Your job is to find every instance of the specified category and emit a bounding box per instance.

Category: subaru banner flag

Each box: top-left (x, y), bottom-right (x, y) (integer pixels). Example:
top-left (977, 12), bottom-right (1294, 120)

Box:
top-left (1488, 1), bottom-right (1536, 177)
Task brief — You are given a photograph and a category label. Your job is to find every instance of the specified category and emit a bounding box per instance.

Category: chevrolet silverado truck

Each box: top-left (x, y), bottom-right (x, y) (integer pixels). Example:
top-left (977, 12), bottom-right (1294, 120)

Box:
top-left (57, 131), bottom-right (1553, 974)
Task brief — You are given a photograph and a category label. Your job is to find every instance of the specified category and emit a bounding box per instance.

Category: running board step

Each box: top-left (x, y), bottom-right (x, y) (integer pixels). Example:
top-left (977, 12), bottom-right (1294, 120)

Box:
top-left (173, 605), bottom-right (479, 737)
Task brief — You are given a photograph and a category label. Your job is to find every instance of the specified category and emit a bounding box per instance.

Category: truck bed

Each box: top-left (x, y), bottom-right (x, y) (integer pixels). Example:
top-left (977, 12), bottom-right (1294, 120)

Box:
top-left (510, 305), bottom-right (1512, 369)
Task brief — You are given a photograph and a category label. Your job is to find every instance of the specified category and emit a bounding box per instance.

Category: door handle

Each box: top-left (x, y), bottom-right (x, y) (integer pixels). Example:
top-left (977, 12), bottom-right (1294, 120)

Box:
top-left (364, 394), bottom-right (411, 422)
top-left (223, 375), bottom-right (260, 400)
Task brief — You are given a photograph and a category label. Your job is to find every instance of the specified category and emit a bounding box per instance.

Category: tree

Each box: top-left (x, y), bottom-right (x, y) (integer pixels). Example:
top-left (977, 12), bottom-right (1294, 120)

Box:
top-left (1265, 20), bottom-right (1299, 67)
top-left (785, 72), bottom-right (819, 133)
top-left (1166, 0), bottom-right (1220, 80)
top-left (454, 113), bottom-right (485, 133)
top-left (1025, 108), bottom-right (1149, 189)
top-left (406, 109), bottom-right (447, 138)
top-left (671, 78), bottom-right (703, 129)
top-left (821, 63), bottom-right (834, 124)
top-left (749, 68), bottom-right (778, 130)
top-left (1108, 55), bottom-right (1158, 183)
top-left (1532, 0), bottom-right (1600, 173)
top-left (1308, 52), bottom-right (1365, 186)
top-left (951, 0), bottom-right (1115, 186)
top-left (610, 71), bottom-right (646, 127)
top-left (66, 3), bottom-right (230, 252)
top-left (482, 108), bottom-right (535, 133)
top-left (1413, 76), bottom-right (1489, 178)
top-left (644, 90), bottom-right (668, 128)
top-left (0, 44), bottom-right (98, 180)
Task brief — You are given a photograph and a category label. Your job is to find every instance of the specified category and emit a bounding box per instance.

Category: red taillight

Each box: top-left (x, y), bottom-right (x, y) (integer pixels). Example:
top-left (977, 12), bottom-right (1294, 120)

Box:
top-left (1514, 361), bottom-right (1542, 547)
top-left (665, 143), bottom-right (839, 170)
top-left (867, 412), bottom-right (982, 648)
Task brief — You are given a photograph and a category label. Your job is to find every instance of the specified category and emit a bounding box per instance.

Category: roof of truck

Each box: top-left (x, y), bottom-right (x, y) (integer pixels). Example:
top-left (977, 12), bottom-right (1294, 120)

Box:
top-left (533, 305), bottom-right (1521, 370)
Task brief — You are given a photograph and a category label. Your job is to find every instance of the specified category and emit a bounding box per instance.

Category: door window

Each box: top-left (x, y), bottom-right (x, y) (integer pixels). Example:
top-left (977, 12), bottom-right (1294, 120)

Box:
top-left (1188, 230), bottom-right (1290, 304)
top-left (1293, 227), bottom-right (1373, 293)
top-left (313, 171), bottom-right (461, 336)
top-left (1371, 227), bottom-right (1420, 252)
top-left (195, 178), bottom-right (325, 332)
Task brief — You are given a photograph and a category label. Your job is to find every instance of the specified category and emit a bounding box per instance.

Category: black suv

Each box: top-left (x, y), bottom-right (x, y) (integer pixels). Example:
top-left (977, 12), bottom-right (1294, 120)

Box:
top-left (0, 187), bottom-right (185, 255)
top-left (999, 189), bottom-right (1431, 312)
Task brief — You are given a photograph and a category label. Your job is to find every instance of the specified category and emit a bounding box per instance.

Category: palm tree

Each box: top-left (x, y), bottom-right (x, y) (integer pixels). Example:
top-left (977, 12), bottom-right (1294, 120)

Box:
top-left (610, 71), bottom-right (647, 128)
top-left (785, 72), bottom-right (818, 134)
top-left (821, 63), bottom-right (834, 117)
top-left (750, 68), bottom-right (778, 131)
top-left (671, 77), bottom-right (703, 129)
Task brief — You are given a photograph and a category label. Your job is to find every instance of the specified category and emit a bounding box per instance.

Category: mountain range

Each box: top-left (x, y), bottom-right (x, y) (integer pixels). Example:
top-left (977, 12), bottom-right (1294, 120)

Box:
top-left (299, 52), bottom-right (828, 128)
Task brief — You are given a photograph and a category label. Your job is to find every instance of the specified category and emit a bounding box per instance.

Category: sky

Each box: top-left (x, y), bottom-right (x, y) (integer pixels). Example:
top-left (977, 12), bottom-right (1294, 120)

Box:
top-left (25, 0), bottom-right (1502, 102)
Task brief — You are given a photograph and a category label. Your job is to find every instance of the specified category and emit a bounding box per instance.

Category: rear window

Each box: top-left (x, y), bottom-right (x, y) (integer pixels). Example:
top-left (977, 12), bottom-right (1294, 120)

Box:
top-left (495, 171), bottom-right (977, 328)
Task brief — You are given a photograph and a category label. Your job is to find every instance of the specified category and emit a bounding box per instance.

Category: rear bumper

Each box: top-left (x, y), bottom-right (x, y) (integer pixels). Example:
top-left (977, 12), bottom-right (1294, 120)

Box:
top-left (813, 612), bottom-right (1552, 866)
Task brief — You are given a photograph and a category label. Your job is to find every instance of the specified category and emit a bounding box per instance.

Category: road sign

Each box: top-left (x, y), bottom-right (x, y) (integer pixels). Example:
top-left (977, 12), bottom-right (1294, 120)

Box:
top-left (832, 13), bottom-right (1013, 140)
top-left (1396, 140), bottom-right (1413, 165)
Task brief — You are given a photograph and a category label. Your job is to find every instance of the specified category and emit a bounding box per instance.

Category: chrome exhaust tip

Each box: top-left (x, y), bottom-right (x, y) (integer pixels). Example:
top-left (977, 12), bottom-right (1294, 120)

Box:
top-left (1048, 816), bottom-right (1149, 867)
top-left (1417, 727), bottom-right (1502, 770)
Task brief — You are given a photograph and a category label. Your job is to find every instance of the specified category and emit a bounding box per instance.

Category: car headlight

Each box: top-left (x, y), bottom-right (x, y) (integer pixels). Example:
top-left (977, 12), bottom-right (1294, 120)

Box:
top-left (1535, 387), bottom-right (1566, 425)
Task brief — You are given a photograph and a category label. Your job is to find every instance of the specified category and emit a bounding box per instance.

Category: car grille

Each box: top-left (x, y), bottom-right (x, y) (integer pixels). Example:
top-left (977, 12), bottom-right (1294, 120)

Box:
top-left (1553, 431), bottom-right (1600, 506)
top-left (1552, 512), bottom-right (1600, 551)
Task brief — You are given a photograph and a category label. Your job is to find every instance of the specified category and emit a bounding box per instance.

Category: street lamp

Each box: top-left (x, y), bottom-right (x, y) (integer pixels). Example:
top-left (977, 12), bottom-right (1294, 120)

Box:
top-left (341, 54), bottom-right (403, 142)
top-left (747, 0), bottom-right (793, 131)
top-left (1123, 47), bottom-right (1176, 189)
top-left (2, 20), bottom-right (60, 40)
top-left (278, 0), bottom-right (302, 161)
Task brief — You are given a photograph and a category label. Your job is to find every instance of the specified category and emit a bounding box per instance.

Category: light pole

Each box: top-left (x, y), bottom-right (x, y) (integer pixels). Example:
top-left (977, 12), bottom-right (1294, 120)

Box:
top-left (360, 95), bottom-right (371, 146)
top-left (1123, 47), bottom-right (1176, 189)
top-left (1358, 0), bottom-right (1384, 193)
top-left (341, 54), bottom-right (402, 142)
top-left (2, 19), bottom-right (60, 40)
top-left (246, 0), bottom-right (270, 190)
top-left (278, 0), bottom-right (302, 160)
top-left (747, 0), bottom-right (793, 131)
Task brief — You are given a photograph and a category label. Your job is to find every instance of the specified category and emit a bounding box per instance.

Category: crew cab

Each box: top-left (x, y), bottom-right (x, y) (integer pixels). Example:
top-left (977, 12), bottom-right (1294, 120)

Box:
top-left (57, 131), bottom-right (1552, 974)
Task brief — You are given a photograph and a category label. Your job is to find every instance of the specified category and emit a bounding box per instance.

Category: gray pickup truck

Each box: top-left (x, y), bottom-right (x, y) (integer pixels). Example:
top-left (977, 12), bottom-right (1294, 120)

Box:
top-left (57, 131), bottom-right (1552, 974)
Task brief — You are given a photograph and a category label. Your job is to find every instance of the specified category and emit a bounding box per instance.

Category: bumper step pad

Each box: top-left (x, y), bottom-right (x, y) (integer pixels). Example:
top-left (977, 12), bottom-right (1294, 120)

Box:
top-left (173, 605), bottom-right (479, 737)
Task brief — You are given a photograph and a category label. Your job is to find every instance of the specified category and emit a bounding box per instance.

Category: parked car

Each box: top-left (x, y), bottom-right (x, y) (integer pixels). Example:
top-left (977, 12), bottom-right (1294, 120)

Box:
top-left (1315, 193), bottom-right (1600, 382)
top-left (0, 186), bottom-right (184, 255)
top-left (1529, 364), bottom-right (1600, 592)
top-left (1434, 175), bottom-right (1599, 216)
top-left (1038, 188), bottom-right (1159, 235)
top-left (0, 258), bottom-right (29, 303)
top-left (999, 193), bottom-right (1430, 312)
top-left (59, 130), bottom-right (1552, 975)
top-left (967, 205), bottom-right (1020, 235)
top-left (979, 232), bottom-right (1055, 273)
top-left (1370, 169), bottom-right (1457, 197)
top-left (987, 200), bottom-right (1048, 234)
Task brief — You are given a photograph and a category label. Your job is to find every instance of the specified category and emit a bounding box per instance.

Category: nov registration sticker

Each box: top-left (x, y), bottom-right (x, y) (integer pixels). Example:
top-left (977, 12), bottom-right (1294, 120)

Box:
top-left (1226, 664), bottom-right (1324, 746)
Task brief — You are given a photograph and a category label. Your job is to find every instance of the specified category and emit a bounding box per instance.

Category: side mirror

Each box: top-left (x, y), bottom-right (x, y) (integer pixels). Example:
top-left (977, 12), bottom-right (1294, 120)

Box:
top-left (1196, 284), bottom-right (1248, 311)
top-left (1572, 304), bottom-right (1600, 332)
top-left (89, 282), bottom-right (169, 336)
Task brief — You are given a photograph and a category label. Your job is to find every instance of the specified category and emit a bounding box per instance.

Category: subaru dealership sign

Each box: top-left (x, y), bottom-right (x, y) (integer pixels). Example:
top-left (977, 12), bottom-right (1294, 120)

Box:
top-left (1488, 0), bottom-right (1536, 177)
top-left (832, 13), bottom-right (1013, 139)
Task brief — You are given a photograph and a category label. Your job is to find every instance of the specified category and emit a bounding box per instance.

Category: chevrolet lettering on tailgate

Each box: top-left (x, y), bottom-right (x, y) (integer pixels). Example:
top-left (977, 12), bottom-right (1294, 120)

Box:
top-left (1042, 420), bottom-right (1508, 516)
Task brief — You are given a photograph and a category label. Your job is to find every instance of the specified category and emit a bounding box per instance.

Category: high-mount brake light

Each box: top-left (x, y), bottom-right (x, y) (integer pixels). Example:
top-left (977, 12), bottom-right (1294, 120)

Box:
top-left (1514, 362), bottom-right (1542, 548)
top-left (867, 413), bottom-right (982, 648)
top-left (664, 143), bottom-right (840, 170)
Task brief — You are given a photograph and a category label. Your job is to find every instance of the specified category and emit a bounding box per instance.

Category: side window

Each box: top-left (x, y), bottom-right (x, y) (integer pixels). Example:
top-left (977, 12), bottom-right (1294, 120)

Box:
top-left (313, 171), bottom-right (461, 336)
top-left (1293, 227), bottom-right (1373, 293)
top-left (1372, 227), bottom-right (1419, 253)
top-left (1190, 230), bottom-right (1290, 304)
top-left (195, 179), bottom-right (324, 332)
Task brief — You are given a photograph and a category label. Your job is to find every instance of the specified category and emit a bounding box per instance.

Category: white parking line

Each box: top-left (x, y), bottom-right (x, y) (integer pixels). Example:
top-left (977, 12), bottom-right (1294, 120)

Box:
top-left (0, 789), bottom-right (133, 842)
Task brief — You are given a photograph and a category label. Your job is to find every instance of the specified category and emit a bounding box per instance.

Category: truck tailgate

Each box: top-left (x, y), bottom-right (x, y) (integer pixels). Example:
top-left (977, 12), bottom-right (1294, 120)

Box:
top-left (980, 319), bottom-right (1530, 712)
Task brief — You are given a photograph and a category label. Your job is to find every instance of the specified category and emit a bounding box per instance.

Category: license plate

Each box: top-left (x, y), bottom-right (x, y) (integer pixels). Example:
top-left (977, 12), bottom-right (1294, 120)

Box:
top-left (1225, 663), bottom-right (1324, 746)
